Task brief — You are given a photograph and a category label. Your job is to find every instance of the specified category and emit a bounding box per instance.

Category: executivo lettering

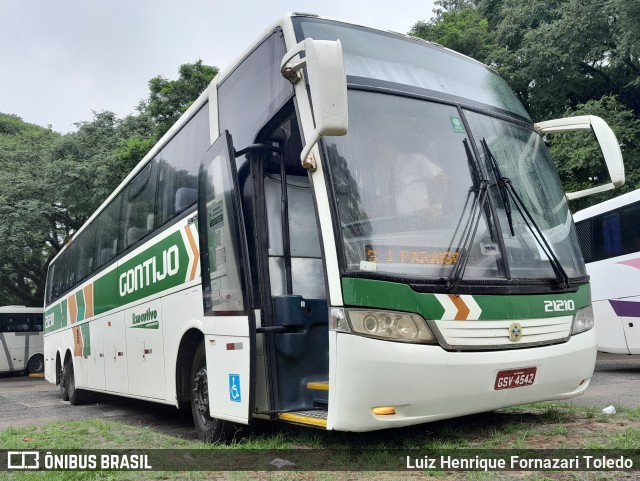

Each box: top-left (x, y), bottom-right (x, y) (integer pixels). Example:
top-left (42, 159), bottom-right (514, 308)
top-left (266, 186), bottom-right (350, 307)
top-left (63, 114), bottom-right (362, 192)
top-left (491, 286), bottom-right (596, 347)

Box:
top-left (119, 245), bottom-right (179, 297)
top-left (132, 308), bottom-right (158, 325)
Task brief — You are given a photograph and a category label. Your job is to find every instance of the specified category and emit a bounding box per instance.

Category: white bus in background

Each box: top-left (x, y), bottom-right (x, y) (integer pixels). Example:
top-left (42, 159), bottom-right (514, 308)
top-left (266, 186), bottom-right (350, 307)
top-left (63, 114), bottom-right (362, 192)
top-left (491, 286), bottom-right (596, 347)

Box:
top-left (0, 306), bottom-right (44, 374)
top-left (574, 189), bottom-right (640, 354)
top-left (43, 13), bottom-right (624, 441)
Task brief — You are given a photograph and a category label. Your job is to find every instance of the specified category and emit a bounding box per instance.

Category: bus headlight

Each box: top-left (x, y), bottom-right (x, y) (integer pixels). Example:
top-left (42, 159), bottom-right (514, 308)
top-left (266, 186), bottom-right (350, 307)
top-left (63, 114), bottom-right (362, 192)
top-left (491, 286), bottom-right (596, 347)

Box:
top-left (571, 305), bottom-right (594, 335)
top-left (346, 309), bottom-right (437, 344)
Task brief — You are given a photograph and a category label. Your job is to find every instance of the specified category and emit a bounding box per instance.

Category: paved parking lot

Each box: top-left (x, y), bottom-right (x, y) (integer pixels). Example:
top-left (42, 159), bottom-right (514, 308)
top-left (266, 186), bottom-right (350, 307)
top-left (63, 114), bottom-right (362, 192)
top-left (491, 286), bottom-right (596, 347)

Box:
top-left (0, 373), bottom-right (196, 438)
top-left (569, 352), bottom-right (640, 410)
top-left (1, 353), bottom-right (638, 436)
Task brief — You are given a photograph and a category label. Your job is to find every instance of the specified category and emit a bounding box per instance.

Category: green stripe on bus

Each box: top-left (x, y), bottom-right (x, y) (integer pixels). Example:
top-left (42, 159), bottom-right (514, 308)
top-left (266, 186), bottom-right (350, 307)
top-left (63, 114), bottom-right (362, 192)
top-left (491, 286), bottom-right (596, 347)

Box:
top-left (46, 227), bottom-right (193, 334)
top-left (342, 278), bottom-right (446, 319)
top-left (342, 278), bottom-right (590, 320)
top-left (80, 323), bottom-right (91, 356)
top-left (44, 300), bottom-right (68, 334)
top-left (76, 289), bottom-right (86, 322)
top-left (94, 269), bottom-right (119, 316)
top-left (116, 230), bottom-right (190, 306)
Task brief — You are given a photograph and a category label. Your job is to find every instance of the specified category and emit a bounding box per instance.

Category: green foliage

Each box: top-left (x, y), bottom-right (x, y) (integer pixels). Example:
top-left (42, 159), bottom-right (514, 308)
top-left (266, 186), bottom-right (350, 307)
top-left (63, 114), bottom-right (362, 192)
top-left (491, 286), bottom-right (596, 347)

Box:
top-left (411, 7), bottom-right (501, 64)
top-left (0, 114), bottom-right (61, 304)
top-left (147, 60), bottom-right (218, 137)
top-left (0, 60), bottom-right (217, 305)
top-left (411, 0), bottom-right (640, 210)
top-left (548, 96), bottom-right (640, 212)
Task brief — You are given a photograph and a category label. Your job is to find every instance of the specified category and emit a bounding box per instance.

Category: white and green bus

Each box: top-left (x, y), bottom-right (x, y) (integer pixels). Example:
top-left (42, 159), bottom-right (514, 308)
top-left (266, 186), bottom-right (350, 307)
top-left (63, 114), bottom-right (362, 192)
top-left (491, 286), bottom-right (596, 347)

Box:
top-left (1, 306), bottom-right (44, 375)
top-left (44, 13), bottom-right (625, 440)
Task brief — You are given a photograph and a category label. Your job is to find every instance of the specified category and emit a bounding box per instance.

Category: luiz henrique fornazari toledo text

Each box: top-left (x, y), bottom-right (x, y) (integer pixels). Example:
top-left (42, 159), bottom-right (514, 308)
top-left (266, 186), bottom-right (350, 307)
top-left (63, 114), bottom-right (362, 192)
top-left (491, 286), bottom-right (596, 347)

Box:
top-left (406, 454), bottom-right (634, 471)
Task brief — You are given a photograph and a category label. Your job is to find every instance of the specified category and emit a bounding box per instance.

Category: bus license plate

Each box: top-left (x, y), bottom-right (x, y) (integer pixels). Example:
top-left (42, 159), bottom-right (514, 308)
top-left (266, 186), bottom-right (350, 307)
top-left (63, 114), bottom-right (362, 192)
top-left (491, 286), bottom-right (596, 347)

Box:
top-left (494, 367), bottom-right (537, 390)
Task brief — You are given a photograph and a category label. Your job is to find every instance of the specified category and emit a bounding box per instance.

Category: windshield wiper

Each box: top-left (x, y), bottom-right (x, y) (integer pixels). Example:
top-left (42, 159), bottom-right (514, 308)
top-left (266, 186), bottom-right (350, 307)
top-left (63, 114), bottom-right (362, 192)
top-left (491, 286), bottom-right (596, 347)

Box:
top-left (480, 138), bottom-right (570, 288)
top-left (445, 139), bottom-right (490, 293)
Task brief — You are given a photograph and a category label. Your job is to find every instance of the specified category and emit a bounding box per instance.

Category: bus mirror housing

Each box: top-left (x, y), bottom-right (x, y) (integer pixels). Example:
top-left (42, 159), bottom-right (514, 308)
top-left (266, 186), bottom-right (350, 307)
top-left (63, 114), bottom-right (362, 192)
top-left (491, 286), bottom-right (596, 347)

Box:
top-left (535, 115), bottom-right (625, 200)
top-left (281, 38), bottom-right (348, 171)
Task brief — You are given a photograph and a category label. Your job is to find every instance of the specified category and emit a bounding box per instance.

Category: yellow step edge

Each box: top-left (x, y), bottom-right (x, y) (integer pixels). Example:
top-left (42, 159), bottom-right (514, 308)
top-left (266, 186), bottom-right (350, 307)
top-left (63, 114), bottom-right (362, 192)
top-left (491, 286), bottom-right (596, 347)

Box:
top-left (277, 412), bottom-right (327, 428)
top-left (306, 381), bottom-right (329, 391)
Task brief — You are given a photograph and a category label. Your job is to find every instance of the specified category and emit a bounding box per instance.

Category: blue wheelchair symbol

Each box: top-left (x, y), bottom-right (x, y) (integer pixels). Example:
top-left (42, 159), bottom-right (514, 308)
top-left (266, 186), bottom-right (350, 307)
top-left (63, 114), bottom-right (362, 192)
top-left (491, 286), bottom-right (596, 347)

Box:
top-left (229, 374), bottom-right (241, 403)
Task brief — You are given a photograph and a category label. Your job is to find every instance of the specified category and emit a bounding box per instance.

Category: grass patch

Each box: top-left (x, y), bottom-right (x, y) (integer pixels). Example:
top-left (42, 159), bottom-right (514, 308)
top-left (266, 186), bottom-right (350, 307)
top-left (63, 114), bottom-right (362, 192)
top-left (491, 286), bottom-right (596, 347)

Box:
top-left (2, 402), bottom-right (640, 480)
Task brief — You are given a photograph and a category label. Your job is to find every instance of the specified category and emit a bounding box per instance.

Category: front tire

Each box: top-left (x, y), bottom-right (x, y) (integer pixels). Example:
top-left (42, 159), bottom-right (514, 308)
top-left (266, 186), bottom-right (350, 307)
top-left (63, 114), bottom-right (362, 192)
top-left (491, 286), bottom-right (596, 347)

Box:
top-left (190, 342), bottom-right (233, 442)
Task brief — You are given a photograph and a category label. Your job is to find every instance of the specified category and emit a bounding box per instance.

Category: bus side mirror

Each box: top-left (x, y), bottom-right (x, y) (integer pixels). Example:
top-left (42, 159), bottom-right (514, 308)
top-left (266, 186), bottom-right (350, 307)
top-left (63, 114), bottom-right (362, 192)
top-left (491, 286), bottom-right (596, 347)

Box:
top-left (535, 115), bottom-right (625, 200)
top-left (281, 38), bottom-right (348, 171)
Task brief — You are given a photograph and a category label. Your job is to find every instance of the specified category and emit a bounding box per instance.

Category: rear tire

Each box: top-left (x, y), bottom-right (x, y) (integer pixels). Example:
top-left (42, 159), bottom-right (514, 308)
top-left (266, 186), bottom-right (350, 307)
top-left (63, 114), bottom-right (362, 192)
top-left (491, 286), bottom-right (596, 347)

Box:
top-left (60, 359), bottom-right (69, 401)
top-left (63, 358), bottom-right (89, 405)
top-left (190, 342), bottom-right (234, 442)
top-left (27, 354), bottom-right (44, 374)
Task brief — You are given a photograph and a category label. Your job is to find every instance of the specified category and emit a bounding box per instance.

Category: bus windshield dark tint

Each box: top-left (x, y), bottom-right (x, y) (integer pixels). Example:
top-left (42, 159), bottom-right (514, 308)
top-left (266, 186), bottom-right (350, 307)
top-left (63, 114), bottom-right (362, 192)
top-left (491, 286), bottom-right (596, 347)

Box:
top-left (293, 17), bottom-right (530, 120)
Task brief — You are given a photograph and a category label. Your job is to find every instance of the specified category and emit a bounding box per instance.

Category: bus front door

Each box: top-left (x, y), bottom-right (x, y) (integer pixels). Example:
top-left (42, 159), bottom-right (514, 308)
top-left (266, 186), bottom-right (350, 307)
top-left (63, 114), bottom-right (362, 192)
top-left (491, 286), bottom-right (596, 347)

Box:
top-left (251, 113), bottom-right (330, 426)
top-left (198, 131), bottom-right (255, 425)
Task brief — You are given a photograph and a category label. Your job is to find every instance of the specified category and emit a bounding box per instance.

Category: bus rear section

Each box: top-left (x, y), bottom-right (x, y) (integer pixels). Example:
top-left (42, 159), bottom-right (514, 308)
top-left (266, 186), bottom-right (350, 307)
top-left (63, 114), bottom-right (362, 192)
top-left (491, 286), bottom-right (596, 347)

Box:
top-left (0, 306), bottom-right (44, 374)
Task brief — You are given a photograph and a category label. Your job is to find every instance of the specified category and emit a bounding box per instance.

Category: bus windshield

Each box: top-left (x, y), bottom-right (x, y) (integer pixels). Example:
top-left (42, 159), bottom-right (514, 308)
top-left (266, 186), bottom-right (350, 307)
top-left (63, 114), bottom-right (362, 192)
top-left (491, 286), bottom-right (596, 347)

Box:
top-left (293, 16), bottom-right (530, 120)
top-left (323, 90), bottom-right (586, 283)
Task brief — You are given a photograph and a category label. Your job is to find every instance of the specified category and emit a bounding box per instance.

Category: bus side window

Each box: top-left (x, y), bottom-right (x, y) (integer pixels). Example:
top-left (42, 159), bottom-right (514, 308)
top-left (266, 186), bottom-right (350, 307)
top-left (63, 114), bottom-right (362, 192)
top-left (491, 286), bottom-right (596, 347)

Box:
top-left (156, 104), bottom-right (209, 225)
top-left (122, 161), bottom-right (158, 249)
top-left (32, 314), bottom-right (44, 332)
top-left (75, 223), bottom-right (96, 284)
top-left (93, 192), bottom-right (124, 270)
top-left (13, 314), bottom-right (29, 332)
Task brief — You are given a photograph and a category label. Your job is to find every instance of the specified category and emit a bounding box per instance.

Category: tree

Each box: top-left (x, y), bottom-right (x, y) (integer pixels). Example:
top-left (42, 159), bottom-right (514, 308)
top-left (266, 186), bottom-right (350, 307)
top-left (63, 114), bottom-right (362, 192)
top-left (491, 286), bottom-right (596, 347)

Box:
top-left (409, 0), bottom-right (640, 210)
top-left (411, 7), bottom-right (501, 65)
top-left (547, 96), bottom-right (640, 212)
top-left (147, 60), bottom-right (218, 137)
top-left (0, 60), bottom-right (219, 305)
top-left (0, 114), bottom-right (61, 304)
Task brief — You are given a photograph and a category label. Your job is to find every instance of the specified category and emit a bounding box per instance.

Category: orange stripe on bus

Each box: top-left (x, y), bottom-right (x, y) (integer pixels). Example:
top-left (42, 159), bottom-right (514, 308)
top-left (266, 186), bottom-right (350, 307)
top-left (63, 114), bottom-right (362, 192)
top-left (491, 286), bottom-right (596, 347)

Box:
top-left (69, 295), bottom-right (78, 324)
top-left (185, 226), bottom-right (200, 281)
top-left (72, 326), bottom-right (83, 357)
top-left (83, 284), bottom-right (94, 319)
top-left (449, 294), bottom-right (470, 320)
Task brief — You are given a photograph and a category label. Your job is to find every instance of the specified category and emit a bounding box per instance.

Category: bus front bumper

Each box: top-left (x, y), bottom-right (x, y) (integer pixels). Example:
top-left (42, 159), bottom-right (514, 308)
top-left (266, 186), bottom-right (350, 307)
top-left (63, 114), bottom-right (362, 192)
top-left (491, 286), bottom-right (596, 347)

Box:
top-left (329, 328), bottom-right (596, 431)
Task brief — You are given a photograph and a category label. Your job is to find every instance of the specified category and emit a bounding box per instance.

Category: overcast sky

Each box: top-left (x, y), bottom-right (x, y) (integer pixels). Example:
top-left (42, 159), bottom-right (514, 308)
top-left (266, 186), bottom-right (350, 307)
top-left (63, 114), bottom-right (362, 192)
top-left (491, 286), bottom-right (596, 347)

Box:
top-left (0, 1), bottom-right (434, 133)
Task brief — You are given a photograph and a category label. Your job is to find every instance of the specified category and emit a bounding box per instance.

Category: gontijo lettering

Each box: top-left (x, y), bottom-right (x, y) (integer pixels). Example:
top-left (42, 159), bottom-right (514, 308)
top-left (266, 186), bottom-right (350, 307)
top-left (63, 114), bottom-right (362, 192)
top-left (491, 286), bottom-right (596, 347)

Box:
top-left (44, 313), bottom-right (55, 329)
top-left (119, 246), bottom-right (179, 297)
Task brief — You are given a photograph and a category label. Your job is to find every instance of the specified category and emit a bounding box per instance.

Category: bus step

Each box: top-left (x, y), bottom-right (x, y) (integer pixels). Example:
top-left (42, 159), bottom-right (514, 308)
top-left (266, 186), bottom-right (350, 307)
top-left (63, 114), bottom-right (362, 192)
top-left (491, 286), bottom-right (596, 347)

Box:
top-left (278, 410), bottom-right (328, 428)
top-left (306, 381), bottom-right (329, 391)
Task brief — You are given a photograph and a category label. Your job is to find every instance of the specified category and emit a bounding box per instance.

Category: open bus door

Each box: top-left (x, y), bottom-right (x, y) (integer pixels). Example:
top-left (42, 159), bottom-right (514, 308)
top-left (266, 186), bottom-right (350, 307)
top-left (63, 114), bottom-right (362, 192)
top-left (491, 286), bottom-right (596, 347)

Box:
top-left (197, 131), bottom-right (255, 427)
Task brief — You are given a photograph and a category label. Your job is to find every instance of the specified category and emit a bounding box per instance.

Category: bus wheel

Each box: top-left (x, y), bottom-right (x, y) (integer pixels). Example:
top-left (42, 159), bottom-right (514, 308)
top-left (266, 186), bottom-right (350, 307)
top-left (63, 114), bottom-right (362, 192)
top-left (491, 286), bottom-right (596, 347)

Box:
top-left (64, 358), bottom-right (89, 405)
top-left (191, 342), bottom-right (229, 442)
top-left (27, 354), bottom-right (44, 374)
top-left (60, 360), bottom-right (69, 401)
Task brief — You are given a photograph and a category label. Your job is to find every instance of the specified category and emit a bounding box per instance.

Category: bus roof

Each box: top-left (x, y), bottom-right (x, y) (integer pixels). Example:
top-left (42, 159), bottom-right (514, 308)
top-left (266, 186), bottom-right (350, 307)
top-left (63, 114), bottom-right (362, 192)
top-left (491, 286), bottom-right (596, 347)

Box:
top-left (573, 189), bottom-right (640, 222)
top-left (0, 306), bottom-right (43, 313)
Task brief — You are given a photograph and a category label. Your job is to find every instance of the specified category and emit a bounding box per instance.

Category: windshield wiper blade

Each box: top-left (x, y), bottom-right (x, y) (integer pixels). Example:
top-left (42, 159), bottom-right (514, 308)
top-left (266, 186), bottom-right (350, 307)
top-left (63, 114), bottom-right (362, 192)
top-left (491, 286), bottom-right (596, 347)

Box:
top-left (480, 138), bottom-right (570, 288)
top-left (445, 140), bottom-right (490, 293)
top-left (483, 140), bottom-right (515, 237)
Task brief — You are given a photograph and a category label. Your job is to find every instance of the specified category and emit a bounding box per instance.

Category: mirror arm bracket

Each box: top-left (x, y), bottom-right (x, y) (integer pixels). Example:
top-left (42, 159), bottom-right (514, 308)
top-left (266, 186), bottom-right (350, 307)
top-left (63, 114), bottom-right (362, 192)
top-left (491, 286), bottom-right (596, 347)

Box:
top-left (280, 40), bottom-right (307, 85)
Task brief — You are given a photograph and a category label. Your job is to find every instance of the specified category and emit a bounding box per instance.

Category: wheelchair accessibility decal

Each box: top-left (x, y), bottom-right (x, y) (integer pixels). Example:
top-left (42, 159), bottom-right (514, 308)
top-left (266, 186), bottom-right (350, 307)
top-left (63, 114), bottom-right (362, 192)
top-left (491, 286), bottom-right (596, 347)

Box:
top-left (229, 374), bottom-right (241, 403)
